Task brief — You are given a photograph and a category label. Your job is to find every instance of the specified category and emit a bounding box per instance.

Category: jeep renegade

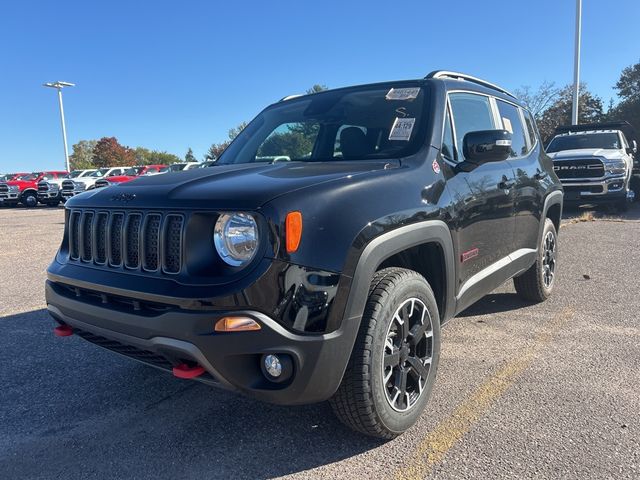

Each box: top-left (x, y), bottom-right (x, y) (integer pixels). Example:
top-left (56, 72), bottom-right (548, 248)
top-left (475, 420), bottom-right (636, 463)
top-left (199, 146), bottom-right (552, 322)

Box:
top-left (46, 71), bottom-right (564, 438)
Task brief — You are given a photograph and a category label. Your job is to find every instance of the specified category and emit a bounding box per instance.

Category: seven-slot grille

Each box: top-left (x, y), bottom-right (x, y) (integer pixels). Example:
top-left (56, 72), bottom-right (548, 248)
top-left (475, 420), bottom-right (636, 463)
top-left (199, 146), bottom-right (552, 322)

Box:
top-left (552, 158), bottom-right (605, 179)
top-left (68, 210), bottom-right (184, 274)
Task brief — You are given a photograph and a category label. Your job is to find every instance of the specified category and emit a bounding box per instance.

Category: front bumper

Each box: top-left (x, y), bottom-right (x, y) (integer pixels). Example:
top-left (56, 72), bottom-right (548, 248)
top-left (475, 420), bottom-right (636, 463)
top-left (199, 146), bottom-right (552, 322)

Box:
top-left (45, 279), bottom-right (358, 405)
top-left (0, 192), bottom-right (19, 201)
top-left (38, 191), bottom-right (62, 200)
top-left (560, 174), bottom-right (631, 202)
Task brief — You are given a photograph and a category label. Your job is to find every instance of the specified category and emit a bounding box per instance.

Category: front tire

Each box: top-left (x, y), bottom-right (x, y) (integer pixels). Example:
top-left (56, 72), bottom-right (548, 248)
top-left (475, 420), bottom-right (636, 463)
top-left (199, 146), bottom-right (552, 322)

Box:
top-left (329, 267), bottom-right (441, 439)
top-left (514, 218), bottom-right (558, 302)
top-left (21, 192), bottom-right (38, 208)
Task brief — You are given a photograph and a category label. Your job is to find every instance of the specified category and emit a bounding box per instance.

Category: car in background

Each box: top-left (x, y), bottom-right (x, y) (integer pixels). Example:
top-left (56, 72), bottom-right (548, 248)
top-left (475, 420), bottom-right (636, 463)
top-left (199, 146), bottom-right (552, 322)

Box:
top-left (94, 165), bottom-right (166, 188)
top-left (38, 169), bottom-right (97, 206)
top-left (547, 122), bottom-right (637, 211)
top-left (61, 167), bottom-right (129, 199)
top-left (0, 171), bottom-right (68, 207)
top-left (198, 161), bottom-right (217, 168)
top-left (157, 162), bottom-right (201, 174)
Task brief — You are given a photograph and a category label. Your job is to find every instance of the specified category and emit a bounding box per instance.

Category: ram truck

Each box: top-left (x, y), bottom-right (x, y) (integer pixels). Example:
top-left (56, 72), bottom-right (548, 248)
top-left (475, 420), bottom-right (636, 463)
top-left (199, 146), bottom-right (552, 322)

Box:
top-left (38, 169), bottom-right (97, 206)
top-left (93, 165), bottom-right (167, 188)
top-left (0, 171), bottom-right (68, 207)
top-left (547, 122), bottom-right (636, 211)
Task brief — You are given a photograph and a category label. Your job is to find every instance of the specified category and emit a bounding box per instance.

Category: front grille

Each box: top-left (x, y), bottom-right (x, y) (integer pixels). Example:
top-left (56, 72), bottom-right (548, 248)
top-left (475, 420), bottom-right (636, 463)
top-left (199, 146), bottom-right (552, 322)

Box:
top-left (38, 182), bottom-right (49, 193)
top-left (62, 180), bottom-right (75, 191)
top-left (68, 209), bottom-right (184, 275)
top-left (553, 159), bottom-right (605, 179)
top-left (0, 184), bottom-right (8, 194)
top-left (95, 179), bottom-right (109, 188)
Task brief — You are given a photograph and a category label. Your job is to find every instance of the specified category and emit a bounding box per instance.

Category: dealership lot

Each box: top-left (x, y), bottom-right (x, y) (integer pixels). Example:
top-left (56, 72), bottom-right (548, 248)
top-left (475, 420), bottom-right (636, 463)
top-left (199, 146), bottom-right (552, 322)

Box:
top-left (1, 206), bottom-right (639, 479)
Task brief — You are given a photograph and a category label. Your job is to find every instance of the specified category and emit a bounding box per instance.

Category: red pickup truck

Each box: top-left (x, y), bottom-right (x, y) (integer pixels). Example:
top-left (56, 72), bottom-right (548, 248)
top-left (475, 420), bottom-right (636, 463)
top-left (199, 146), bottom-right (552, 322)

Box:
top-left (0, 171), bottom-right (68, 207)
top-left (94, 165), bottom-right (165, 188)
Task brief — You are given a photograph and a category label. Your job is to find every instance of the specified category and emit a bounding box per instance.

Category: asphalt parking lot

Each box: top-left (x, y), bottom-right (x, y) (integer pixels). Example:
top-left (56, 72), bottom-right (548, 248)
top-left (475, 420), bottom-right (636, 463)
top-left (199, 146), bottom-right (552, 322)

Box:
top-left (1, 204), bottom-right (639, 479)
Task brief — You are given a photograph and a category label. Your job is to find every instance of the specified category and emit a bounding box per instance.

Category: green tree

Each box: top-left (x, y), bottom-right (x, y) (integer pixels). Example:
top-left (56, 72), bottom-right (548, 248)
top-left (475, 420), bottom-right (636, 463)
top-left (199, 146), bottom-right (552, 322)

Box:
top-left (68, 140), bottom-right (97, 170)
top-left (607, 59), bottom-right (640, 131)
top-left (185, 148), bottom-right (197, 163)
top-left (93, 137), bottom-right (136, 167)
top-left (306, 84), bottom-right (328, 94)
top-left (537, 84), bottom-right (605, 142)
top-left (135, 146), bottom-right (181, 165)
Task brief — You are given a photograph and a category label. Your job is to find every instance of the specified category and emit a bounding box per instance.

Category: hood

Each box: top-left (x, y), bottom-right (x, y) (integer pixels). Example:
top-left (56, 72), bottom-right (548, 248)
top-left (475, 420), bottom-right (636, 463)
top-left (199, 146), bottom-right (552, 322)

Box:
top-left (67, 160), bottom-right (397, 210)
top-left (4, 179), bottom-right (37, 189)
top-left (547, 148), bottom-right (625, 161)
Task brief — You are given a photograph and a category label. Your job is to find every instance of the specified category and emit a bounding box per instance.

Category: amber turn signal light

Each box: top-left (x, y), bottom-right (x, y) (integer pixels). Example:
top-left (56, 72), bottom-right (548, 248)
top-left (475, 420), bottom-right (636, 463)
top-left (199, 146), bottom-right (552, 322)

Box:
top-left (286, 211), bottom-right (303, 253)
top-left (214, 316), bottom-right (261, 332)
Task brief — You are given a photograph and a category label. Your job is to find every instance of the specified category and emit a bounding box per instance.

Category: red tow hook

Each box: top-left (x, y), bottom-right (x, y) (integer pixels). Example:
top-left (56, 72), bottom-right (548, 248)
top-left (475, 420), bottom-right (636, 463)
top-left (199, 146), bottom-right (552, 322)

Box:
top-left (54, 325), bottom-right (74, 337)
top-left (172, 363), bottom-right (205, 379)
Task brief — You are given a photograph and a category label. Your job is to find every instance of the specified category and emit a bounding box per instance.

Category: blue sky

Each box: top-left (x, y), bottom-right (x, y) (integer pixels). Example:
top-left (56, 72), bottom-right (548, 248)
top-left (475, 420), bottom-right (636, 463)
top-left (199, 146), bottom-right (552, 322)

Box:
top-left (1, 0), bottom-right (638, 172)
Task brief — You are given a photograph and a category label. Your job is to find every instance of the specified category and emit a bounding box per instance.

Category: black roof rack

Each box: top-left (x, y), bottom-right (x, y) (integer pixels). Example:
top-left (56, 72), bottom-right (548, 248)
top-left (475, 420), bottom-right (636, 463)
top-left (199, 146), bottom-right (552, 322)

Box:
top-left (426, 70), bottom-right (517, 99)
top-left (554, 121), bottom-right (637, 142)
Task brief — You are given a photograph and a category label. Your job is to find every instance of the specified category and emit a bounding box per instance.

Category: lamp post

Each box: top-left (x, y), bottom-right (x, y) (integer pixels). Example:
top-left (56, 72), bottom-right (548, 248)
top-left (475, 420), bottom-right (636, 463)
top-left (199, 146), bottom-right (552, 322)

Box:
top-left (571, 0), bottom-right (582, 125)
top-left (43, 81), bottom-right (75, 172)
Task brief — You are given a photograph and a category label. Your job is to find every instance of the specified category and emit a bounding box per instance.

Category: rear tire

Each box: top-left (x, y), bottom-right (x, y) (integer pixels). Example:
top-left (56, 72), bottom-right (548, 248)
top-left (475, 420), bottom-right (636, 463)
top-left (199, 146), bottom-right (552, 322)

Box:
top-left (514, 218), bottom-right (557, 302)
top-left (329, 267), bottom-right (441, 439)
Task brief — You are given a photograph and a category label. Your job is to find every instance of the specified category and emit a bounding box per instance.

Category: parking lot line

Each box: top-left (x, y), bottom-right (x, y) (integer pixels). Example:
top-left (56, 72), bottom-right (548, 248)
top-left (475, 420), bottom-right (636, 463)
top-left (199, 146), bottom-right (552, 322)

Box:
top-left (396, 307), bottom-right (575, 480)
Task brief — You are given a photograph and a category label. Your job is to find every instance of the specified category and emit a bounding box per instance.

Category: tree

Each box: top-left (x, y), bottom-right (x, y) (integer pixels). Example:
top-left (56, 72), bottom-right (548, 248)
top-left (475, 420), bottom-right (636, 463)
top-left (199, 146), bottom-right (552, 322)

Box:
top-left (93, 137), bottom-right (136, 167)
top-left (185, 148), bottom-right (197, 163)
top-left (205, 121), bottom-right (248, 160)
top-left (536, 84), bottom-right (605, 142)
top-left (134, 147), bottom-right (181, 165)
top-left (306, 84), bottom-right (328, 94)
top-left (68, 140), bottom-right (97, 170)
top-left (607, 60), bottom-right (640, 131)
top-left (514, 81), bottom-right (560, 120)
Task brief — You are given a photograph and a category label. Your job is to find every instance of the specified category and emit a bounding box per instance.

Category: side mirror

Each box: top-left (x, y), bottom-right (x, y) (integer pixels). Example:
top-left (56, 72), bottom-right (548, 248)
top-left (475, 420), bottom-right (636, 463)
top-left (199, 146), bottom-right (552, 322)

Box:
top-left (627, 140), bottom-right (637, 155)
top-left (463, 130), bottom-right (512, 164)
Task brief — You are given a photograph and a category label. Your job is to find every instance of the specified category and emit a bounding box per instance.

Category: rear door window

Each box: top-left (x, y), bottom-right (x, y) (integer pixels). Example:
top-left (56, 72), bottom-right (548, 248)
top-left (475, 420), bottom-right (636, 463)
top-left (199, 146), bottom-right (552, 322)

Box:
top-left (496, 100), bottom-right (528, 158)
top-left (449, 93), bottom-right (495, 161)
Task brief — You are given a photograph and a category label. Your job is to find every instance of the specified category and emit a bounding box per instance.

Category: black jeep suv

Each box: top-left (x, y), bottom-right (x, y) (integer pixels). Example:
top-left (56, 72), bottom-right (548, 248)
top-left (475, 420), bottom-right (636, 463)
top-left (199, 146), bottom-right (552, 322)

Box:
top-left (46, 71), bottom-right (563, 438)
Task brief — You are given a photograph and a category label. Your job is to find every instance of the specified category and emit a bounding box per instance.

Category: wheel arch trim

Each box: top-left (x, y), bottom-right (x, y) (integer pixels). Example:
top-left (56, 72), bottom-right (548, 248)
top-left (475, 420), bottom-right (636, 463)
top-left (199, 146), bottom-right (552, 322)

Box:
top-left (342, 220), bottom-right (456, 328)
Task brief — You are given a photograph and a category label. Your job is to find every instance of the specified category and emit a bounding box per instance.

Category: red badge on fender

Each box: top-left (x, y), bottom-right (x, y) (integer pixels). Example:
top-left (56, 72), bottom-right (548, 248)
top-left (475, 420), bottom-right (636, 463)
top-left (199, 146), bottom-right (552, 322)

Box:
top-left (432, 159), bottom-right (441, 174)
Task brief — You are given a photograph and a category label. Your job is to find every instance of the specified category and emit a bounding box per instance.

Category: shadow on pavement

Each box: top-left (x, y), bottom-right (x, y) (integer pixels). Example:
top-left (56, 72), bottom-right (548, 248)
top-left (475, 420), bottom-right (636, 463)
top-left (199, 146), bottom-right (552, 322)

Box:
top-left (457, 292), bottom-right (535, 318)
top-left (0, 309), bottom-right (383, 480)
top-left (561, 199), bottom-right (640, 221)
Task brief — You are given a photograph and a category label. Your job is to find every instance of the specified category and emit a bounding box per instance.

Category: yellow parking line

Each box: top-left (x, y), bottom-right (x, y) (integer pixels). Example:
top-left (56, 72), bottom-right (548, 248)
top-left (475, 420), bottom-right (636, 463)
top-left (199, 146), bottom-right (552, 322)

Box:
top-left (397, 307), bottom-right (574, 480)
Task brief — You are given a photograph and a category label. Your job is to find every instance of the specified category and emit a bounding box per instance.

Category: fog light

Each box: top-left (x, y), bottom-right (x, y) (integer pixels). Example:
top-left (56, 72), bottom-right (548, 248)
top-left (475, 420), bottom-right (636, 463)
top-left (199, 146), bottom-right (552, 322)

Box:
top-left (263, 354), bottom-right (282, 378)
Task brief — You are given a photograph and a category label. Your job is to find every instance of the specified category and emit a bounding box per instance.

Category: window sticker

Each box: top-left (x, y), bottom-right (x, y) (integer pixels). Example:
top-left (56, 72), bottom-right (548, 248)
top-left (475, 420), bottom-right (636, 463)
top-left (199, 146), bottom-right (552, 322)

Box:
top-left (389, 117), bottom-right (416, 141)
top-left (502, 117), bottom-right (513, 134)
top-left (386, 87), bottom-right (420, 101)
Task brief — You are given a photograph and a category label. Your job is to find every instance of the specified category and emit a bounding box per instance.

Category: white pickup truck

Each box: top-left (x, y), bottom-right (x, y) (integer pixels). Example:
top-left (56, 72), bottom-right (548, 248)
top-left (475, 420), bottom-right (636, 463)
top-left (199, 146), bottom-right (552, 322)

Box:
top-left (546, 122), bottom-right (637, 212)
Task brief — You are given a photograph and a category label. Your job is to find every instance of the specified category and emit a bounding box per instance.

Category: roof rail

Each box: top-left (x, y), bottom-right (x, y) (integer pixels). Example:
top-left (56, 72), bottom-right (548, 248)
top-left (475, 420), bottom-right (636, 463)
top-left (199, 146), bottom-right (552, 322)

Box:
top-left (279, 94), bottom-right (303, 102)
top-left (426, 70), bottom-right (517, 99)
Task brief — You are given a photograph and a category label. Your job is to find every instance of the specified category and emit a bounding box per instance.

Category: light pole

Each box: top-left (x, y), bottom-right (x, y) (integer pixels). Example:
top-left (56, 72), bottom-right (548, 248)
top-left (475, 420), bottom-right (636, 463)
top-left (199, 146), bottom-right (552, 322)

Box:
top-left (571, 0), bottom-right (582, 125)
top-left (43, 81), bottom-right (75, 172)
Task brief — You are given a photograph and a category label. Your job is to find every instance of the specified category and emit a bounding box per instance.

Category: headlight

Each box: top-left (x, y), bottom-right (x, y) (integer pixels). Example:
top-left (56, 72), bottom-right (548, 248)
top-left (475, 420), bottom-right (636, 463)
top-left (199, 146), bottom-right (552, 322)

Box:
top-left (214, 213), bottom-right (259, 267)
top-left (606, 160), bottom-right (626, 175)
top-left (8, 185), bottom-right (19, 192)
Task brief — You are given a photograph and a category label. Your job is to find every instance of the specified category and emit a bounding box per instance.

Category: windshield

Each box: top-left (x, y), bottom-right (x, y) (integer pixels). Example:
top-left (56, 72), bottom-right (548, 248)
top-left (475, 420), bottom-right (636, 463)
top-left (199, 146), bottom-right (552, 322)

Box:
top-left (218, 84), bottom-right (429, 165)
top-left (547, 133), bottom-right (621, 153)
top-left (89, 168), bottom-right (109, 177)
top-left (123, 167), bottom-right (143, 176)
top-left (15, 173), bottom-right (39, 181)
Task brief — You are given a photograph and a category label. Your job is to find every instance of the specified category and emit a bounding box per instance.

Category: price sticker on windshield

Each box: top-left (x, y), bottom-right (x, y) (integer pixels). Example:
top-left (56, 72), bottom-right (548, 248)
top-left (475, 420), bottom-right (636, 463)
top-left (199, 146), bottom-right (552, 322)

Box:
top-left (389, 117), bottom-right (416, 141)
top-left (386, 88), bottom-right (420, 101)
